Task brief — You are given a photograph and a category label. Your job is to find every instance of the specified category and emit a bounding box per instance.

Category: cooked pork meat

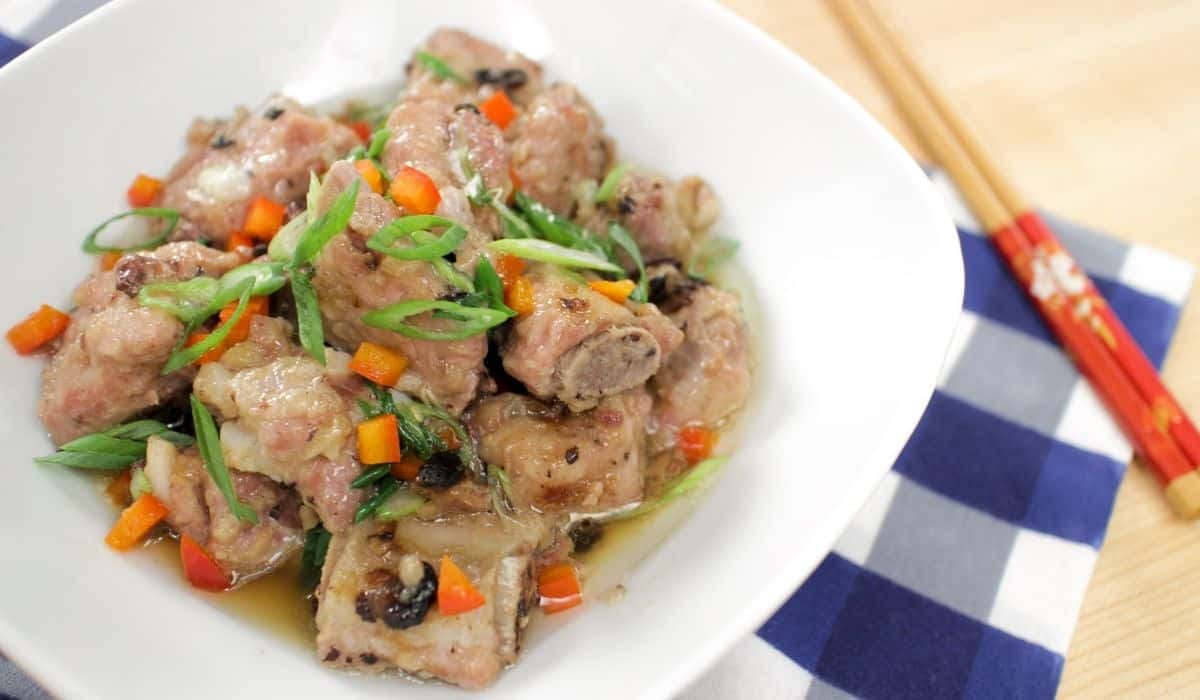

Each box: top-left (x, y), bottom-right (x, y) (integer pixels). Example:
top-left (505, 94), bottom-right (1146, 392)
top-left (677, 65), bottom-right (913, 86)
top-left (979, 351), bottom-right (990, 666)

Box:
top-left (407, 28), bottom-right (544, 105)
top-left (468, 390), bottom-right (652, 514)
top-left (159, 96), bottom-right (359, 244)
top-left (586, 170), bottom-right (719, 264)
top-left (193, 315), bottom-right (366, 532)
top-left (39, 243), bottom-right (241, 444)
top-left (507, 83), bottom-right (613, 216)
top-left (648, 264), bottom-right (751, 435)
top-left (144, 436), bottom-right (304, 582)
top-left (500, 264), bottom-right (681, 411)
top-left (316, 514), bottom-right (541, 689)
top-left (311, 161), bottom-right (488, 413)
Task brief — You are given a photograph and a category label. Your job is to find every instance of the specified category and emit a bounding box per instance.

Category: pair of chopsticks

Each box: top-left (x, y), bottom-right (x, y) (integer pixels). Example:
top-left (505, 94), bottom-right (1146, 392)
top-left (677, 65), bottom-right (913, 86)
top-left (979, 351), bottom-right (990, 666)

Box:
top-left (828, 0), bottom-right (1200, 517)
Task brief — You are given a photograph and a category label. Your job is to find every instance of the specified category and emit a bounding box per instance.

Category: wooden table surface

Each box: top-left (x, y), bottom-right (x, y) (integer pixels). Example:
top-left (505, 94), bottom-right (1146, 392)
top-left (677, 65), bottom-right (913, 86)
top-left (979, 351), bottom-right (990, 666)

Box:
top-left (718, 0), bottom-right (1200, 695)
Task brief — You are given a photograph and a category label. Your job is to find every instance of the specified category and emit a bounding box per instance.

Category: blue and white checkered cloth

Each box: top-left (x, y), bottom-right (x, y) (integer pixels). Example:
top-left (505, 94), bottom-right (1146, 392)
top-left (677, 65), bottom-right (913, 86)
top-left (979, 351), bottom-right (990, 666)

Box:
top-left (1, 4), bottom-right (1193, 699)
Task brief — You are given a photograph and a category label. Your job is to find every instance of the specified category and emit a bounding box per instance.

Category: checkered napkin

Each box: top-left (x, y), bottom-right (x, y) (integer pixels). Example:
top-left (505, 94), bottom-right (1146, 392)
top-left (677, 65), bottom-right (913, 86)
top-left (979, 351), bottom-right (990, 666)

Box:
top-left (2, 5), bottom-right (1195, 700)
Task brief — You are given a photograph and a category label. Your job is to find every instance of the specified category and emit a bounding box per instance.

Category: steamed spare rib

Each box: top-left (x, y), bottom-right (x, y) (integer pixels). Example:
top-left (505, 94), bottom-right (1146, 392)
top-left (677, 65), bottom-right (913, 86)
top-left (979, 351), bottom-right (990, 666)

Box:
top-left (144, 436), bottom-right (304, 582)
top-left (316, 514), bottom-right (541, 689)
top-left (584, 169), bottom-right (720, 265)
top-left (310, 161), bottom-right (488, 414)
top-left (159, 96), bottom-right (359, 244)
top-left (407, 28), bottom-right (544, 106)
top-left (192, 315), bottom-right (366, 532)
top-left (39, 242), bottom-right (242, 444)
top-left (500, 263), bottom-right (682, 411)
top-left (468, 390), bottom-right (652, 514)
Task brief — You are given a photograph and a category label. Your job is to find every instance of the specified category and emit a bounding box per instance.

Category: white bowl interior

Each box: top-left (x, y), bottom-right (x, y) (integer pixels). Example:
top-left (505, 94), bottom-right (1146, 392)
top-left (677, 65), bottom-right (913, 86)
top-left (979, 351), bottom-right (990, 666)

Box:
top-left (0, 1), bottom-right (962, 698)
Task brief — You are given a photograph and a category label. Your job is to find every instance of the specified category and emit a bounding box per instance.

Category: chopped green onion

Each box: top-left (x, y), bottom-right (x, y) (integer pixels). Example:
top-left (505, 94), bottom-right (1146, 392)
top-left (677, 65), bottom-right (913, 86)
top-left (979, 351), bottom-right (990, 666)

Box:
top-left (129, 467), bottom-right (153, 500)
top-left (472, 257), bottom-right (515, 317)
top-left (362, 299), bottom-right (509, 341)
top-left (367, 215), bottom-right (468, 261)
top-left (688, 236), bottom-right (740, 280)
top-left (606, 223), bottom-right (649, 302)
top-left (625, 457), bottom-right (728, 519)
top-left (512, 193), bottom-right (580, 248)
top-left (299, 525), bottom-right (331, 590)
top-left (415, 51), bottom-right (468, 85)
top-left (594, 163), bottom-right (631, 203)
top-left (58, 434), bottom-right (146, 457)
top-left (35, 452), bottom-right (140, 470)
top-left (377, 485), bottom-right (426, 520)
top-left (212, 262), bottom-right (288, 307)
top-left (190, 394), bottom-right (257, 524)
top-left (82, 208), bottom-right (182, 254)
top-left (268, 211), bottom-right (309, 262)
top-left (104, 419), bottom-right (191, 445)
top-left (351, 464), bottom-right (391, 489)
top-left (489, 198), bottom-right (536, 238)
top-left (160, 281), bottom-right (253, 374)
top-left (488, 238), bottom-right (624, 274)
top-left (305, 171), bottom-right (323, 216)
top-left (290, 180), bottom-right (360, 269)
top-left (354, 476), bottom-right (400, 523)
top-left (290, 268), bottom-right (326, 365)
top-left (138, 278), bottom-right (220, 324)
top-left (488, 464), bottom-right (516, 516)
top-left (366, 128), bottom-right (392, 160)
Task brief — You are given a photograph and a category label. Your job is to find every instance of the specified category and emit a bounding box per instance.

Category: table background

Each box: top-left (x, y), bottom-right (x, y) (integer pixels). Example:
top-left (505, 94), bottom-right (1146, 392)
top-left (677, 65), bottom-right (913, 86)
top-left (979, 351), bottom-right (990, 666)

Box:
top-left (716, 0), bottom-right (1200, 695)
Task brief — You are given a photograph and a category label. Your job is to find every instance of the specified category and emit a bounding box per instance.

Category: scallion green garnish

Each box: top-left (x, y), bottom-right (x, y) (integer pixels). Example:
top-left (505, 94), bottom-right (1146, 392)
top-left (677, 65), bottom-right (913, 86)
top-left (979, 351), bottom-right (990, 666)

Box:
top-left (472, 257), bottom-right (515, 317)
top-left (129, 467), bottom-right (153, 500)
top-left (367, 215), bottom-right (468, 261)
top-left (415, 51), bottom-right (468, 85)
top-left (160, 281), bottom-right (252, 374)
top-left (362, 299), bottom-right (509, 341)
top-left (625, 457), bottom-right (728, 520)
top-left (190, 394), bottom-right (257, 524)
top-left (290, 180), bottom-right (360, 269)
top-left (366, 128), bottom-right (392, 160)
top-left (138, 262), bottom-right (286, 324)
top-left (489, 198), bottom-right (536, 238)
top-left (606, 222), bottom-right (649, 302)
top-left (354, 476), bottom-right (400, 523)
top-left (290, 268), bottom-right (326, 365)
top-left (299, 524), bottom-right (331, 590)
top-left (594, 163), bottom-right (631, 203)
top-left (351, 464), bottom-right (391, 489)
top-left (376, 485), bottom-right (426, 520)
top-left (82, 208), bottom-right (182, 254)
top-left (35, 419), bottom-right (195, 470)
top-left (688, 236), bottom-right (740, 280)
top-left (488, 238), bottom-right (624, 274)
top-left (212, 262), bottom-right (288, 306)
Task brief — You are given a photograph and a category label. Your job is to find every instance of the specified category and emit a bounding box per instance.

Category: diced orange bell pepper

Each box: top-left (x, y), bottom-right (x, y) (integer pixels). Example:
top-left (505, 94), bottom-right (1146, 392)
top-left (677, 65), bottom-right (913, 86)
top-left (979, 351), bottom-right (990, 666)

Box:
top-left (438, 555), bottom-right (486, 615)
top-left (242, 196), bottom-right (286, 240)
top-left (226, 231), bottom-right (256, 256)
top-left (357, 414), bottom-right (402, 465)
top-left (478, 91), bottom-right (517, 130)
top-left (390, 454), bottom-right (423, 481)
top-left (389, 166), bottom-right (441, 215)
top-left (7, 304), bottom-right (70, 355)
top-left (588, 279), bottom-right (637, 305)
top-left (100, 251), bottom-right (123, 272)
top-left (180, 533), bottom-right (230, 592)
top-left (217, 296), bottom-right (270, 347)
top-left (349, 341), bottom-right (408, 387)
top-left (678, 426), bottom-right (715, 465)
top-left (105, 493), bottom-right (169, 551)
top-left (505, 275), bottom-right (535, 316)
top-left (346, 120), bottom-right (372, 143)
top-left (438, 426), bottom-right (460, 451)
top-left (508, 166), bottom-right (522, 194)
top-left (495, 254), bottom-right (525, 291)
top-left (185, 331), bottom-right (227, 365)
top-left (126, 174), bottom-right (164, 207)
top-left (105, 469), bottom-right (134, 507)
top-left (354, 159), bottom-right (385, 195)
top-left (538, 563), bottom-right (583, 614)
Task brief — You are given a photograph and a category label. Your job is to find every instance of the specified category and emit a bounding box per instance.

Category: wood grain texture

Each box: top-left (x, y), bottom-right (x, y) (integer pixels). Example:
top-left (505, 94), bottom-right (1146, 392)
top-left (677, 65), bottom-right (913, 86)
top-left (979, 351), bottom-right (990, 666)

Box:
top-left (716, 1), bottom-right (1200, 695)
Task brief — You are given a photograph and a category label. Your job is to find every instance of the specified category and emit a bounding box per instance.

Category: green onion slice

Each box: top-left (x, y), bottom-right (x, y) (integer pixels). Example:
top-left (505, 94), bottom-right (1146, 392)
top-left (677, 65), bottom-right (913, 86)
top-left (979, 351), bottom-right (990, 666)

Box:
top-left (414, 51), bottom-right (468, 84)
top-left (35, 452), bottom-right (140, 470)
top-left (290, 180), bottom-right (360, 269)
top-left (299, 525), bottom-right (331, 590)
top-left (362, 299), bottom-right (508, 341)
top-left (472, 257), bottom-right (515, 317)
top-left (160, 281), bottom-right (252, 374)
top-left (606, 222), bottom-right (649, 302)
top-left (291, 269), bottom-right (326, 365)
top-left (688, 236), bottom-right (740, 280)
top-left (377, 485), bottom-right (426, 520)
top-left (355, 477), bottom-right (400, 523)
top-left (57, 434), bottom-right (147, 457)
top-left (367, 215), bottom-right (468, 261)
top-left (625, 457), bottom-right (728, 520)
top-left (351, 464), bottom-right (391, 489)
top-left (366, 128), bottom-right (392, 160)
top-left (82, 208), bottom-right (182, 254)
top-left (138, 277), bottom-right (220, 324)
top-left (34, 419), bottom-right (194, 470)
top-left (269, 211), bottom-right (309, 262)
top-left (213, 262), bottom-right (288, 307)
top-left (190, 394), bottom-right (258, 524)
top-left (594, 163), bottom-right (631, 203)
top-left (489, 198), bottom-right (536, 239)
top-left (488, 238), bottom-right (624, 274)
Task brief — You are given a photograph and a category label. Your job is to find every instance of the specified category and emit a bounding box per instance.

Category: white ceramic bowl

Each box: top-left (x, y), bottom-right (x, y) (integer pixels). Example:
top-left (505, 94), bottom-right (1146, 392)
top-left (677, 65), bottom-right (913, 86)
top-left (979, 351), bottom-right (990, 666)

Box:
top-left (0, 0), bottom-right (963, 697)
